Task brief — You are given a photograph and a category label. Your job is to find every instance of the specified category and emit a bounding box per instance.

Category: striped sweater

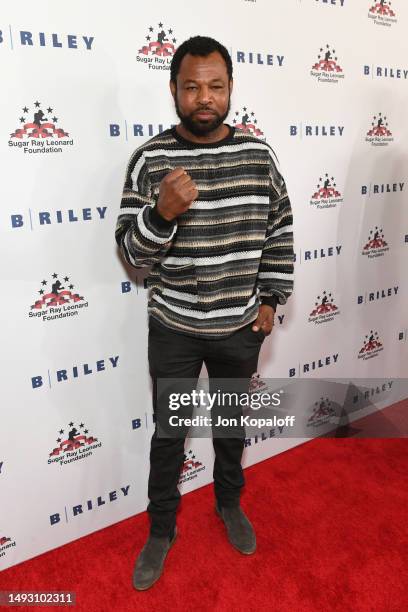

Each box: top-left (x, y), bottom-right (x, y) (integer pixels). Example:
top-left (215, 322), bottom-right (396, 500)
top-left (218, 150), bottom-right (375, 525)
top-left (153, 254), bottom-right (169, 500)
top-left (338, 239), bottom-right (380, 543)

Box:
top-left (115, 126), bottom-right (294, 338)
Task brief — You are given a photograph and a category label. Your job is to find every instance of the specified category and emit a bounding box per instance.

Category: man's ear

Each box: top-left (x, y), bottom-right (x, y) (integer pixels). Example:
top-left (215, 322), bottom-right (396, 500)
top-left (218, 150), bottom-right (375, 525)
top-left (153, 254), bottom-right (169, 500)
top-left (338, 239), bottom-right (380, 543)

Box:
top-left (229, 78), bottom-right (233, 95)
top-left (170, 80), bottom-right (176, 100)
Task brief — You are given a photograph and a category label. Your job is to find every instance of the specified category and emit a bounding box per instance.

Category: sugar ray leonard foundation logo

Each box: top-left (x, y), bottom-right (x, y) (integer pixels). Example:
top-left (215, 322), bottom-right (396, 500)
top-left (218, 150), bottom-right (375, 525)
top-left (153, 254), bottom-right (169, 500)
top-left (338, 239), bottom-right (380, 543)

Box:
top-left (248, 372), bottom-right (283, 396)
top-left (366, 112), bottom-right (393, 146)
top-left (362, 227), bottom-right (389, 259)
top-left (178, 449), bottom-right (205, 485)
top-left (368, 1), bottom-right (397, 26)
top-left (0, 535), bottom-right (16, 559)
top-left (232, 107), bottom-right (264, 139)
top-left (9, 101), bottom-right (74, 154)
top-left (308, 291), bottom-right (340, 325)
top-left (311, 45), bottom-right (344, 83)
top-left (358, 331), bottom-right (384, 360)
top-left (48, 421), bottom-right (102, 466)
top-left (311, 173), bottom-right (343, 209)
top-left (307, 397), bottom-right (336, 428)
top-left (29, 273), bottom-right (88, 322)
top-left (137, 22), bottom-right (177, 70)
top-left (249, 373), bottom-right (269, 394)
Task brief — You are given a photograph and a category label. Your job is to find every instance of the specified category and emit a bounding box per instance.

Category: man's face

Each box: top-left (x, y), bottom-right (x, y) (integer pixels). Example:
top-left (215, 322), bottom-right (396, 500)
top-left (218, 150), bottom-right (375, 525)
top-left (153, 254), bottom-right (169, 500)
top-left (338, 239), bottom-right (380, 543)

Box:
top-left (170, 51), bottom-right (233, 136)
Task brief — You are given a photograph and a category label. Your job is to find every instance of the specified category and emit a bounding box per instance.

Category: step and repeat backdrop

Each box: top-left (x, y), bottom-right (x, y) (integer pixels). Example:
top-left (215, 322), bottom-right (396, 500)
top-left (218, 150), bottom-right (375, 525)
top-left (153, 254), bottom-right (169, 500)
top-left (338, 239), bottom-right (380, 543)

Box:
top-left (1, 0), bottom-right (407, 570)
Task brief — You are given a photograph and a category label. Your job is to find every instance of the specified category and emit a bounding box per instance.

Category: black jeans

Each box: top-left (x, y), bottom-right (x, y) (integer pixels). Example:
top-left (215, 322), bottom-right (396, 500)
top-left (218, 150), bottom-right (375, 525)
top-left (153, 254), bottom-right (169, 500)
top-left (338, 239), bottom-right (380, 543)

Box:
top-left (147, 317), bottom-right (265, 538)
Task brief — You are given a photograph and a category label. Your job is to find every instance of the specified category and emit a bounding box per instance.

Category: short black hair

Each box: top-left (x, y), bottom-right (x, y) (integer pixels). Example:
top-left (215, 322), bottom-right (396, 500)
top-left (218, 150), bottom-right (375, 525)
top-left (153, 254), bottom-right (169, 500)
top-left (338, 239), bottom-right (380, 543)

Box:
top-left (170, 35), bottom-right (233, 83)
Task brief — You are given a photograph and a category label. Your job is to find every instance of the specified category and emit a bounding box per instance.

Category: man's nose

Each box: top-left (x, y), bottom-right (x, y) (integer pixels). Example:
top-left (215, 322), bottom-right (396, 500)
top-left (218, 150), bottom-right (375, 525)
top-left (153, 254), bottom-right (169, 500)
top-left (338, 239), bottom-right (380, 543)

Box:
top-left (197, 86), bottom-right (212, 105)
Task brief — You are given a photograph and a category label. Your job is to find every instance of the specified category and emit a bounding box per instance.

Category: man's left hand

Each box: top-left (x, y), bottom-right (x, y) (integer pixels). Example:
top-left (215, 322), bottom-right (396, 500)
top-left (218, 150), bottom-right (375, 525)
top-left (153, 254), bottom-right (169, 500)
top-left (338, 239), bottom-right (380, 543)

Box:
top-left (252, 304), bottom-right (275, 336)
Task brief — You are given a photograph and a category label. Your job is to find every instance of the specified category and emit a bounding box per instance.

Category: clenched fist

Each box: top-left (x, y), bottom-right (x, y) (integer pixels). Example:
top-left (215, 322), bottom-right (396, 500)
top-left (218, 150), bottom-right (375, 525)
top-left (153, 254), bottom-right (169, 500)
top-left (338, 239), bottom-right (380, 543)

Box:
top-left (156, 167), bottom-right (198, 222)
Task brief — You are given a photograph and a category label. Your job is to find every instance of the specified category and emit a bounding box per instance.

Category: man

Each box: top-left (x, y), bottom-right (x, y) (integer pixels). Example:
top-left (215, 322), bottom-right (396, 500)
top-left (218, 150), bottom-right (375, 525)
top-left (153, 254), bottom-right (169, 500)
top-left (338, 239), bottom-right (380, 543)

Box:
top-left (115, 35), bottom-right (294, 590)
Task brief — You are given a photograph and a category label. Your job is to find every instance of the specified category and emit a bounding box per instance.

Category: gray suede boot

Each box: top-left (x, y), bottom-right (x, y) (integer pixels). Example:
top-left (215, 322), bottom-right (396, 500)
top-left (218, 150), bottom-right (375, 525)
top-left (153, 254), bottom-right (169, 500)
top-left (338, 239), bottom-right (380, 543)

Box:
top-left (132, 527), bottom-right (177, 591)
top-left (216, 503), bottom-right (256, 554)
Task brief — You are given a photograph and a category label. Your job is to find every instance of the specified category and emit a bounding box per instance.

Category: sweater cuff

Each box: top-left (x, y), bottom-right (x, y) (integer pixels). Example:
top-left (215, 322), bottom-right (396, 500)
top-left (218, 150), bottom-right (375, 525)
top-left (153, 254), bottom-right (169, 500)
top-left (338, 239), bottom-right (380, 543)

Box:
top-left (260, 295), bottom-right (278, 311)
top-left (149, 205), bottom-right (176, 232)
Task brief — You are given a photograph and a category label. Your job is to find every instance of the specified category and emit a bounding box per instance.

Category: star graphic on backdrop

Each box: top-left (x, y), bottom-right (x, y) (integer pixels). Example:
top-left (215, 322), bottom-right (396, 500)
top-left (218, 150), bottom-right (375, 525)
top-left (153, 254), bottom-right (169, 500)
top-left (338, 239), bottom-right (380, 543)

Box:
top-left (39, 289), bottom-right (44, 295)
top-left (69, 422), bottom-right (74, 427)
top-left (158, 22), bottom-right (163, 28)
top-left (79, 423), bottom-right (84, 428)
top-left (34, 101), bottom-right (41, 107)
top-left (23, 106), bottom-right (29, 113)
top-left (168, 28), bottom-right (173, 34)
top-left (243, 106), bottom-right (247, 111)
top-left (84, 429), bottom-right (89, 434)
top-left (59, 429), bottom-right (64, 435)
top-left (52, 117), bottom-right (58, 123)
top-left (146, 35), bottom-right (151, 41)
top-left (56, 438), bottom-right (61, 443)
top-left (254, 119), bottom-right (257, 124)
top-left (52, 273), bottom-right (58, 278)
top-left (41, 280), bottom-right (47, 285)
top-left (69, 284), bottom-right (74, 290)
top-left (235, 111), bottom-right (239, 116)
top-left (149, 26), bottom-right (153, 32)
top-left (19, 117), bottom-right (25, 123)
top-left (172, 38), bottom-right (177, 44)
top-left (64, 276), bottom-right (69, 282)
top-left (47, 107), bottom-right (53, 113)
top-left (251, 111), bottom-right (255, 116)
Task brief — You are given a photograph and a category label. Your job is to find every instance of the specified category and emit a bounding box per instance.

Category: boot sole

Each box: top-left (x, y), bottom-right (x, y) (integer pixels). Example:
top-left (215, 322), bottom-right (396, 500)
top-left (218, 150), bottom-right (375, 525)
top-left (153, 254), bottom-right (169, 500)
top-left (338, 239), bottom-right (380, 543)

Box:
top-left (134, 528), bottom-right (178, 591)
top-left (215, 506), bottom-right (256, 555)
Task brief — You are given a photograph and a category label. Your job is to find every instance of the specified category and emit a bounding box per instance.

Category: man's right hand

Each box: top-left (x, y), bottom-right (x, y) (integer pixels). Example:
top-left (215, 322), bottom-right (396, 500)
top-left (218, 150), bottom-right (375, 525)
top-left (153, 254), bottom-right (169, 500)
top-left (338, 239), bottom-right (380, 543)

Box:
top-left (156, 167), bottom-right (198, 222)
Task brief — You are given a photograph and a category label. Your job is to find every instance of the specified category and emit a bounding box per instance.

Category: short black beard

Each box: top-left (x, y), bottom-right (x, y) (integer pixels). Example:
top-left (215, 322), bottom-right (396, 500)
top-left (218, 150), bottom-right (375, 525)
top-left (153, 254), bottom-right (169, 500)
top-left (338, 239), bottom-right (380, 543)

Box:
top-left (174, 88), bottom-right (231, 137)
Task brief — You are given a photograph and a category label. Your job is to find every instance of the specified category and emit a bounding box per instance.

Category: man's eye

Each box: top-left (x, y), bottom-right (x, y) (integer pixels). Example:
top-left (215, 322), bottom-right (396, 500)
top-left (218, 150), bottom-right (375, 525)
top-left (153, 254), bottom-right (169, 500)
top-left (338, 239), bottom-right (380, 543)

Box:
top-left (187, 86), bottom-right (197, 91)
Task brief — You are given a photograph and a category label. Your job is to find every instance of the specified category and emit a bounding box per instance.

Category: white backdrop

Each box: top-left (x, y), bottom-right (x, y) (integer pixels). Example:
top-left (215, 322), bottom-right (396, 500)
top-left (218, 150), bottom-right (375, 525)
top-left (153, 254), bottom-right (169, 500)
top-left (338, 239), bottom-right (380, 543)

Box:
top-left (1, 0), bottom-right (407, 569)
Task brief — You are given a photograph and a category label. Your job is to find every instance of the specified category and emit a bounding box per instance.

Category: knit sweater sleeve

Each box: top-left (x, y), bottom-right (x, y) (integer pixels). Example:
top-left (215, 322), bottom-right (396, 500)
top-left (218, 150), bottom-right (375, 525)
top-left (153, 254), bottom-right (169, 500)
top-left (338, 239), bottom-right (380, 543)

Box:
top-left (115, 149), bottom-right (177, 268)
top-left (256, 153), bottom-right (294, 307)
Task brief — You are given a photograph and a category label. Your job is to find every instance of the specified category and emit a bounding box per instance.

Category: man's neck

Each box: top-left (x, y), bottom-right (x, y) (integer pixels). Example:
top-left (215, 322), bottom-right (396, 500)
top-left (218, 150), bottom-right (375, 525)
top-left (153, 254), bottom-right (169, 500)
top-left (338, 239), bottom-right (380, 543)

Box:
top-left (175, 123), bottom-right (230, 144)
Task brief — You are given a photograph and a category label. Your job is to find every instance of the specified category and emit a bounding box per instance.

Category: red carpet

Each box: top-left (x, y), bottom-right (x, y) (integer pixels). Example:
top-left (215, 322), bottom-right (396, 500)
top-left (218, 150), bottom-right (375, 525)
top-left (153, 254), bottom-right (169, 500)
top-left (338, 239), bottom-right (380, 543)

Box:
top-left (1, 434), bottom-right (407, 610)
